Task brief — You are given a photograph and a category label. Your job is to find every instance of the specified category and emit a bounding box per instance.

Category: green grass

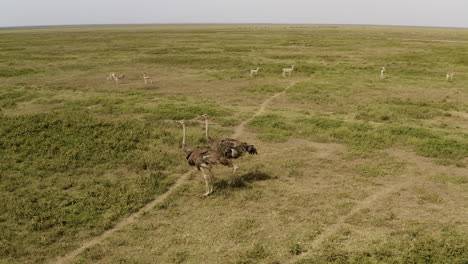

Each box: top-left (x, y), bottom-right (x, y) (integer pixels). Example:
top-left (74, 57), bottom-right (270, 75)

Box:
top-left (297, 229), bottom-right (467, 264)
top-left (0, 24), bottom-right (467, 263)
top-left (0, 112), bottom-right (182, 262)
top-left (248, 112), bottom-right (467, 162)
top-left (248, 114), bottom-right (295, 142)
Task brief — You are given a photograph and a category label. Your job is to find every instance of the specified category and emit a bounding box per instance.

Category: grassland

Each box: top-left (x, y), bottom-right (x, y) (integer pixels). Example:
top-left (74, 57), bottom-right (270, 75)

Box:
top-left (0, 24), bottom-right (467, 264)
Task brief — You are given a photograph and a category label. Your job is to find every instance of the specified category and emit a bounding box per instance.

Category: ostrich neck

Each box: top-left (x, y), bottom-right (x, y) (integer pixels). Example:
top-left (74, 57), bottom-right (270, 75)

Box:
top-left (181, 124), bottom-right (187, 150)
top-left (205, 119), bottom-right (209, 140)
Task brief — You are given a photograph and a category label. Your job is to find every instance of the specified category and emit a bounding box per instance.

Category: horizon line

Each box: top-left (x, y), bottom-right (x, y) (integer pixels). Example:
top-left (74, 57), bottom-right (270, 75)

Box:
top-left (1, 23), bottom-right (468, 30)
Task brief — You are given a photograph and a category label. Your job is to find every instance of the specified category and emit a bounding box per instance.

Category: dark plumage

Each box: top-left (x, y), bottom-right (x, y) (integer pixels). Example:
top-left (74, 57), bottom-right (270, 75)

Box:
top-left (217, 138), bottom-right (258, 159)
top-left (185, 146), bottom-right (232, 170)
top-left (178, 120), bottom-right (232, 196)
top-left (203, 114), bottom-right (258, 159)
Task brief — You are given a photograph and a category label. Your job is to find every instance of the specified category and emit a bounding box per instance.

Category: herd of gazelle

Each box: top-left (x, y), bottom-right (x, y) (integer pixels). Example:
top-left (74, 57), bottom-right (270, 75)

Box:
top-left (178, 115), bottom-right (257, 196)
top-left (250, 65), bottom-right (456, 81)
top-left (249, 65), bottom-right (295, 77)
top-left (104, 65), bottom-right (456, 195)
top-left (106, 66), bottom-right (456, 84)
top-left (180, 66), bottom-right (455, 195)
top-left (105, 72), bottom-right (153, 85)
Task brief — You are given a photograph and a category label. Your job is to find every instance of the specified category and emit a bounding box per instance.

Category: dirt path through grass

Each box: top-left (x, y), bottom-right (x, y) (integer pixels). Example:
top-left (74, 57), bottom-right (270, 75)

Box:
top-left (232, 80), bottom-right (302, 138)
top-left (288, 179), bottom-right (412, 263)
top-left (52, 171), bottom-right (192, 264)
top-left (289, 148), bottom-right (466, 263)
top-left (53, 79), bottom-right (303, 264)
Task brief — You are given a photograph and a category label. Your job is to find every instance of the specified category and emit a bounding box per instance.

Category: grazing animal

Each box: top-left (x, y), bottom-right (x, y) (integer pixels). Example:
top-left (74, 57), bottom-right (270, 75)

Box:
top-left (202, 114), bottom-right (258, 184)
top-left (143, 72), bottom-right (153, 84)
top-left (250, 67), bottom-right (260, 77)
top-left (282, 65), bottom-right (295, 77)
top-left (178, 120), bottom-right (233, 196)
top-left (114, 73), bottom-right (125, 85)
top-left (106, 73), bottom-right (115, 80)
top-left (108, 73), bottom-right (125, 85)
top-left (446, 72), bottom-right (455, 81)
top-left (380, 66), bottom-right (386, 78)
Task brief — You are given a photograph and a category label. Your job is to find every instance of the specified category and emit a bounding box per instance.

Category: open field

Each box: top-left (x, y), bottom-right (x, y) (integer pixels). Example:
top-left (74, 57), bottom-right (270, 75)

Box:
top-left (1, 24), bottom-right (467, 263)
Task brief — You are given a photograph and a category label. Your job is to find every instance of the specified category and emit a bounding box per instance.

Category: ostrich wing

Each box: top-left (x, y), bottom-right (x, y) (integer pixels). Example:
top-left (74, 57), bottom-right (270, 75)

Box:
top-left (219, 138), bottom-right (257, 159)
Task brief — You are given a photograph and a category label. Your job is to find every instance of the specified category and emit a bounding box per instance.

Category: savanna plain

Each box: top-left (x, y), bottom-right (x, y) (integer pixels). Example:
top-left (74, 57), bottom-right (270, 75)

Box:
top-left (0, 25), bottom-right (467, 264)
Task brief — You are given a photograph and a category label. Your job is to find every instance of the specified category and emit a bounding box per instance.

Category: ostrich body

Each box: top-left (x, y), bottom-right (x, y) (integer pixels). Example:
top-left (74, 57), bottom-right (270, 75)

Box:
top-left (202, 114), bottom-right (257, 183)
top-left (178, 120), bottom-right (232, 196)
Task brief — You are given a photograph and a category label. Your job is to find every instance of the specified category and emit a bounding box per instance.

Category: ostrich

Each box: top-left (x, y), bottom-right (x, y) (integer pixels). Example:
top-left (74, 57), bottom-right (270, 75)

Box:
top-left (282, 65), bottom-right (295, 77)
top-left (178, 120), bottom-right (233, 196)
top-left (202, 114), bottom-right (258, 184)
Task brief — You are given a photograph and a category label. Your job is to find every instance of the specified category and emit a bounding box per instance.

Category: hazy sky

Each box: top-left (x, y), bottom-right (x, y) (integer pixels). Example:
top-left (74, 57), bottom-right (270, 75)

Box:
top-left (1, 0), bottom-right (468, 28)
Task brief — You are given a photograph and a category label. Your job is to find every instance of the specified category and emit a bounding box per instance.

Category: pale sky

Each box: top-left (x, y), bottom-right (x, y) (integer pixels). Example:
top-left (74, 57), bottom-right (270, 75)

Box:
top-left (1, 0), bottom-right (468, 28)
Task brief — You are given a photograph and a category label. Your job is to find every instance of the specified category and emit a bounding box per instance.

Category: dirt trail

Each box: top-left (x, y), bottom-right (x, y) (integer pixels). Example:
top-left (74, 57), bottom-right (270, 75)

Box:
top-left (232, 80), bottom-right (300, 138)
top-left (289, 149), bottom-right (467, 263)
top-left (53, 80), bottom-right (301, 264)
top-left (291, 180), bottom-right (410, 263)
top-left (53, 171), bottom-right (192, 264)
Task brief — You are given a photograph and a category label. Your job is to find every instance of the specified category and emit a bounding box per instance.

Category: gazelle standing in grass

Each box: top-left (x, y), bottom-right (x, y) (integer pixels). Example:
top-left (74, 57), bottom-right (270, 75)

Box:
top-left (250, 67), bottom-right (260, 77)
top-left (380, 66), bottom-right (386, 78)
top-left (143, 72), bottom-right (153, 84)
top-left (446, 72), bottom-right (455, 81)
top-left (106, 73), bottom-right (116, 80)
top-left (106, 73), bottom-right (125, 85)
top-left (282, 65), bottom-right (295, 77)
top-left (113, 73), bottom-right (125, 85)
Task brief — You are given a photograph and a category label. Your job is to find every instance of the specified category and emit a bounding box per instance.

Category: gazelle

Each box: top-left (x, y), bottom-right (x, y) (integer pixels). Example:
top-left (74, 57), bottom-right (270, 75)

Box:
top-left (113, 73), bottom-right (125, 85)
top-left (446, 72), bottom-right (455, 81)
top-left (282, 65), bottom-right (295, 77)
top-left (250, 67), bottom-right (260, 77)
top-left (106, 73), bottom-right (115, 80)
top-left (380, 67), bottom-right (386, 78)
top-left (143, 72), bottom-right (153, 84)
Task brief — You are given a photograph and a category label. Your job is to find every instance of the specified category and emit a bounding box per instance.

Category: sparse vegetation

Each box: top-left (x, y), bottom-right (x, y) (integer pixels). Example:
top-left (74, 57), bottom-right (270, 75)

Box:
top-left (0, 24), bottom-right (466, 263)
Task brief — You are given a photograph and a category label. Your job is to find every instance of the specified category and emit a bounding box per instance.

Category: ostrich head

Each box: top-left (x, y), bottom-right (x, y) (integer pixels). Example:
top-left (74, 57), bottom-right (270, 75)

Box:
top-left (246, 144), bottom-right (258, 155)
